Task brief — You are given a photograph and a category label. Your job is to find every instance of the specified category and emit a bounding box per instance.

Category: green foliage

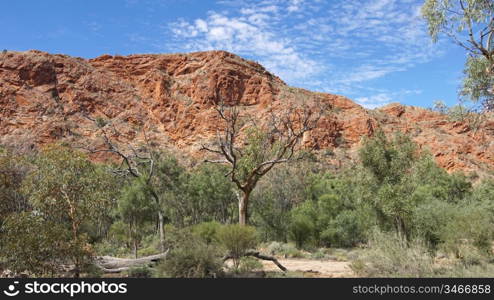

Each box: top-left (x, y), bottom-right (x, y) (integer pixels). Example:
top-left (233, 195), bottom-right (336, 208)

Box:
top-left (265, 241), bottom-right (305, 258)
top-left (351, 230), bottom-right (435, 277)
top-left (95, 116), bottom-right (108, 128)
top-left (157, 231), bottom-right (223, 278)
top-left (237, 257), bottom-right (263, 273)
top-left (1, 132), bottom-right (493, 279)
top-left (289, 170), bottom-right (374, 248)
top-left (471, 179), bottom-right (494, 204)
top-left (22, 144), bottom-right (117, 231)
top-left (0, 212), bottom-right (91, 276)
top-left (288, 213), bottom-right (315, 248)
top-left (191, 221), bottom-right (222, 245)
top-left (0, 148), bottom-right (29, 226)
top-left (217, 224), bottom-right (258, 268)
top-left (421, 0), bottom-right (493, 44)
top-left (439, 205), bottom-right (494, 257)
top-left (168, 164), bottom-right (237, 226)
top-left (359, 132), bottom-right (437, 239)
top-left (251, 161), bottom-right (317, 242)
top-left (412, 200), bottom-right (455, 249)
top-left (118, 178), bottom-right (157, 257)
top-left (321, 210), bottom-right (368, 248)
top-left (359, 131), bottom-right (418, 184)
top-left (352, 227), bottom-right (494, 278)
top-left (236, 127), bottom-right (287, 184)
top-left (422, 0), bottom-right (494, 110)
top-left (20, 144), bottom-right (117, 272)
top-left (462, 56), bottom-right (494, 107)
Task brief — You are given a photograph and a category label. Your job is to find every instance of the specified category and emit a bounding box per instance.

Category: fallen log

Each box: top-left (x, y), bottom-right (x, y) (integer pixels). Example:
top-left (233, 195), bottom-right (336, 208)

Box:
top-left (95, 250), bottom-right (169, 273)
top-left (223, 250), bottom-right (287, 272)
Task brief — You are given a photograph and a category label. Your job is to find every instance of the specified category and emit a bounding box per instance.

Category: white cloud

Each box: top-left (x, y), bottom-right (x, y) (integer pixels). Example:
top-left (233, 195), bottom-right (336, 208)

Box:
top-left (287, 0), bottom-right (304, 13)
top-left (195, 19), bottom-right (208, 32)
top-left (169, 8), bottom-right (321, 81)
top-left (167, 0), bottom-right (443, 103)
top-left (356, 93), bottom-right (393, 109)
top-left (355, 89), bottom-right (423, 108)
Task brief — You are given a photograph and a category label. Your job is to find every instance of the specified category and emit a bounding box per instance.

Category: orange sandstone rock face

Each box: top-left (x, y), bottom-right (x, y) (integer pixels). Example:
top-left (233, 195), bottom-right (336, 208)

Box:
top-left (0, 50), bottom-right (493, 176)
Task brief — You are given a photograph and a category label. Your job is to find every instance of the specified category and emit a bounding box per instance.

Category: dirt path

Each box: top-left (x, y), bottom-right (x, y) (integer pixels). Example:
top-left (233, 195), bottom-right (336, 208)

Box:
top-left (261, 258), bottom-right (354, 277)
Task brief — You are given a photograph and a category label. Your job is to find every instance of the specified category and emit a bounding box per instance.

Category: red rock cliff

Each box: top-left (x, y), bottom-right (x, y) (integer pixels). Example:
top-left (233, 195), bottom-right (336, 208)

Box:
top-left (0, 50), bottom-right (492, 176)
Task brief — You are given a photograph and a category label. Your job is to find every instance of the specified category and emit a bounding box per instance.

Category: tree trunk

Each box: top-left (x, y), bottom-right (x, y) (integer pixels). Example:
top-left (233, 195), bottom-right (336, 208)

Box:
top-left (95, 251), bottom-right (169, 273)
top-left (158, 210), bottom-right (165, 252)
top-left (133, 240), bottom-right (138, 259)
top-left (239, 190), bottom-right (251, 226)
top-left (151, 192), bottom-right (165, 252)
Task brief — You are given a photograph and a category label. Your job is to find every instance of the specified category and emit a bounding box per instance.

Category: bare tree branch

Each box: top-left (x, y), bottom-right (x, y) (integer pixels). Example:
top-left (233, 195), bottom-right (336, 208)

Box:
top-left (202, 98), bottom-right (329, 224)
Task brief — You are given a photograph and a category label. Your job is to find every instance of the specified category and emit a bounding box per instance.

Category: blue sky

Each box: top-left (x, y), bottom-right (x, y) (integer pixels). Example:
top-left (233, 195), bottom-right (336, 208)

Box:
top-left (1, 0), bottom-right (468, 108)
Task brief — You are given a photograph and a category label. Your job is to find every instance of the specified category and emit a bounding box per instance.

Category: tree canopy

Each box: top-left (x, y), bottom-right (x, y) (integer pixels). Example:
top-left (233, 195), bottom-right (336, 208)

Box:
top-left (422, 0), bottom-right (494, 111)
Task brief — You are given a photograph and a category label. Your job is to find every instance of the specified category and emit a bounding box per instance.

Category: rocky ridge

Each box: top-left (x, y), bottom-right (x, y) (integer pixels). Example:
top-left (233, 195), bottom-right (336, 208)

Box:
top-left (0, 50), bottom-right (492, 176)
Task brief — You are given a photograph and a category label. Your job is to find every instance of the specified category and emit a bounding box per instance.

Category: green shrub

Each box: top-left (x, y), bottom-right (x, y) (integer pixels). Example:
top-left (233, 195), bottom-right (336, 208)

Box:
top-left (310, 248), bottom-right (328, 260)
top-left (191, 221), bottom-right (222, 244)
top-left (350, 231), bottom-right (435, 277)
top-left (439, 206), bottom-right (494, 257)
top-left (95, 117), bottom-right (108, 128)
top-left (217, 224), bottom-right (258, 268)
top-left (412, 200), bottom-right (455, 249)
top-left (321, 210), bottom-right (367, 248)
top-left (250, 161), bottom-right (317, 242)
top-left (0, 212), bottom-right (93, 277)
top-left (167, 164), bottom-right (237, 226)
top-left (265, 242), bottom-right (305, 258)
top-left (137, 234), bottom-right (161, 257)
top-left (438, 263), bottom-right (494, 278)
top-left (288, 215), bottom-right (314, 248)
top-left (93, 240), bottom-right (128, 257)
top-left (264, 241), bottom-right (282, 255)
top-left (238, 257), bottom-right (263, 273)
top-left (157, 233), bottom-right (223, 278)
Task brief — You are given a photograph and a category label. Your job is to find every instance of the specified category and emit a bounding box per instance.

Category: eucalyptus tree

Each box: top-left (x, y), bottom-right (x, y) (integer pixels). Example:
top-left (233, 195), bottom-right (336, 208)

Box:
top-left (201, 100), bottom-right (328, 225)
top-left (422, 0), bottom-right (494, 111)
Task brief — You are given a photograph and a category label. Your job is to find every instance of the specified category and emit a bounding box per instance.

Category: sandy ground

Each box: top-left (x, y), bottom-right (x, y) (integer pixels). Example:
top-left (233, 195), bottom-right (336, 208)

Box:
top-left (261, 258), bottom-right (354, 277)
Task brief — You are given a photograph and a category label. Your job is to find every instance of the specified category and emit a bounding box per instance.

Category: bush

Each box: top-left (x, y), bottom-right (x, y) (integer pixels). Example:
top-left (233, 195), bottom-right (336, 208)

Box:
top-left (350, 231), bottom-right (435, 277)
top-left (191, 221), bottom-right (222, 244)
top-left (157, 232), bottom-right (223, 278)
top-left (439, 206), bottom-right (494, 257)
top-left (0, 148), bottom-right (29, 225)
top-left (250, 161), bottom-right (317, 242)
top-left (93, 240), bottom-right (128, 258)
top-left (238, 257), bottom-right (263, 274)
top-left (1, 212), bottom-right (93, 277)
top-left (321, 210), bottom-right (367, 248)
top-left (167, 164), bottom-right (237, 226)
top-left (95, 117), bottom-right (108, 128)
top-left (412, 200), bottom-right (455, 249)
top-left (438, 263), bottom-right (494, 278)
top-left (265, 241), bottom-right (305, 258)
top-left (288, 215), bottom-right (315, 249)
top-left (217, 224), bottom-right (258, 268)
